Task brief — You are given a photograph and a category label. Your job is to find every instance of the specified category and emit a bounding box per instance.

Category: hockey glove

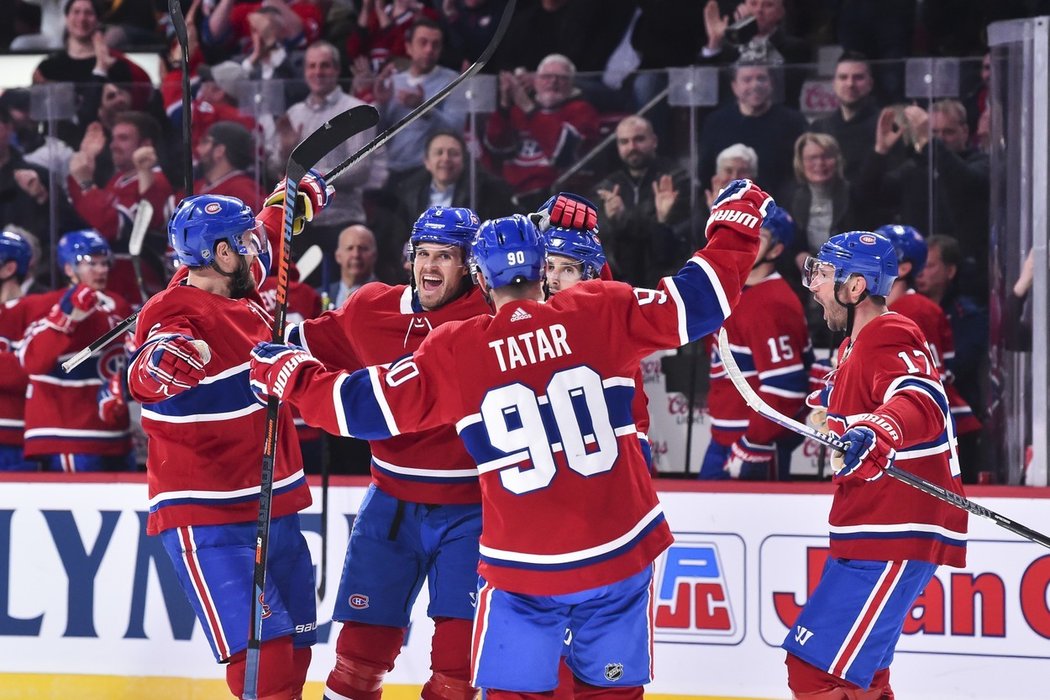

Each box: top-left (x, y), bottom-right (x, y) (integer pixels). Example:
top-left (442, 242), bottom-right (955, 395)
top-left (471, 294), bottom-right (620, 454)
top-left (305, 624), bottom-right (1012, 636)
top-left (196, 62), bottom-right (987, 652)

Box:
top-left (725, 437), bottom-right (774, 479)
top-left (531, 192), bottom-right (599, 232)
top-left (131, 334), bottom-right (210, 400)
top-left (707, 179), bottom-right (774, 240)
top-left (98, 372), bottom-right (128, 426)
top-left (806, 386), bottom-right (831, 434)
top-left (45, 284), bottom-right (101, 333)
top-left (833, 413), bottom-right (902, 482)
top-left (249, 342), bottom-right (321, 403)
top-left (264, 169), bottom-right (333, 235)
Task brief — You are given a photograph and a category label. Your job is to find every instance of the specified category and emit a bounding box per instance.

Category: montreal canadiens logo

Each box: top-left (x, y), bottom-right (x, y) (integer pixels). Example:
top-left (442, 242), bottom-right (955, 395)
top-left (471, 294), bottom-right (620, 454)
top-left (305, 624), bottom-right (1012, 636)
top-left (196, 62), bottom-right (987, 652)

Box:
top-left (349, 594), bottom-right (369, 609)
top-left (859, 233), bottom-right (878, 244)
top-left (204, 202), bottom-right (222, 214)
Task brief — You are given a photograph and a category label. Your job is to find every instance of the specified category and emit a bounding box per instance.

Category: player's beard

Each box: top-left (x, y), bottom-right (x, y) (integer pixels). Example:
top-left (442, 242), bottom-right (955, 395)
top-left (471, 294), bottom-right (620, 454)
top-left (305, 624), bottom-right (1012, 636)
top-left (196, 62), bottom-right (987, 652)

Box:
top-left (227, 256), bottom-right (256, 299)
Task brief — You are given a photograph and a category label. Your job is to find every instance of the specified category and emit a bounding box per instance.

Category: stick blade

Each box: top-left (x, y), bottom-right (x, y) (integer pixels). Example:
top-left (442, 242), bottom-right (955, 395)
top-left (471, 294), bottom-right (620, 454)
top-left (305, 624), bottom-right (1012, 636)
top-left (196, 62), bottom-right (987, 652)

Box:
top-left (295, 245), bottom-right (323, 280)
top-left (168, 0), bottom-right (188, 48)
top-left (286, 105), bottom-right (380, 184)
top-left (129, 200), bottom-right (154, 257)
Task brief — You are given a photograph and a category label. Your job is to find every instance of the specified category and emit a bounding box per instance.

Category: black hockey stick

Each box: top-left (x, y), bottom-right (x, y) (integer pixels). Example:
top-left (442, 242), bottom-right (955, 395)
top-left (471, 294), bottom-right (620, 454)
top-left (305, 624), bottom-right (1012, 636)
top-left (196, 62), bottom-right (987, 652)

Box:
top-left (316, 257), bottom-right (334, 600)
top-left (169, 0), bottom-right (193, 197)
top-left (323, 0), bottom-right (516, 186)
top-left (243, 104), bottom-right (380, 700)
top-left (716, 329), bottom-right (1050, 549)
top-left (64, 0), bottom-right (516, 374)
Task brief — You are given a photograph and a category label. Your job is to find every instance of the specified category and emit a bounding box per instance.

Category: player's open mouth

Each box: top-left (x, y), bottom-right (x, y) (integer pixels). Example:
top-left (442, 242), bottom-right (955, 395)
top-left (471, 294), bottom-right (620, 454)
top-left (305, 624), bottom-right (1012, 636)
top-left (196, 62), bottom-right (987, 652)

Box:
top-left (422, 276), bottom-right (442, 291)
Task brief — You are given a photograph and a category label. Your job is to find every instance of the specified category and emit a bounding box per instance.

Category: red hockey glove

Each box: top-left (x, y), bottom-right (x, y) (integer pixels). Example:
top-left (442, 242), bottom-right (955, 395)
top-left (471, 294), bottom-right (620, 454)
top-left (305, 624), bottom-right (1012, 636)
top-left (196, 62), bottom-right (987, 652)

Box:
top-left (531, 192), bottom-right (599, 232)
top-left (249, 342), bottom-right (321, 403)
top-left (98, 372), bottom-right (128, 426)
top-left (45, 284), bottom-right (100, 332)
top-left (833, 413), bottom-right (902, 483)
top-left (725, 437), bottom-right (775, 479)
top-left (131, 334), bottom-right (210, 399)
top-left (264, 168), bottom-right (332, 235)
top-left (707, 179), bottom-right (774, 240)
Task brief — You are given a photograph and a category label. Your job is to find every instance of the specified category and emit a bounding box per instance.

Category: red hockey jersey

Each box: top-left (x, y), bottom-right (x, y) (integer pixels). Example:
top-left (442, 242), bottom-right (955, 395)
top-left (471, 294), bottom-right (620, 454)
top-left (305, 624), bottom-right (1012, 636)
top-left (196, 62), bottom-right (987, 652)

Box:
top-left (292, 283), bottom-right (492, 504)
top-left (17, 289), bottom-right (132, 457)
top-left (277, 219), bottom-right (759, 595)
top-left (128, 284), bottom-right (311, 535)
top-left (825, 313), bottom-right (967, 567)
top-left (0, 296), bottom-right (52, 448)
top-left (707, 272), bottom-right (811, 448)
top-left (889, 290), bottom-right (980, 435)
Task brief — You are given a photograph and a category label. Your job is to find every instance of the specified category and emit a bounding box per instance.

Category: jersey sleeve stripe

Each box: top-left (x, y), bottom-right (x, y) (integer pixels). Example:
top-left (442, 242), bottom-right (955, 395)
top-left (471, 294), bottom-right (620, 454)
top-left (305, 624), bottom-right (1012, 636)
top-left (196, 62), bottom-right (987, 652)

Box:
top-left (660, 276), bottom-right (690, 346)
top-left (333, 371), bottom-right (350, 436)
top-left (758, 363), bottom-right (805, 379)
top-left (688, 256), bottom-right (732, 321)
top-left (368, 365), bottom-right (401, 436)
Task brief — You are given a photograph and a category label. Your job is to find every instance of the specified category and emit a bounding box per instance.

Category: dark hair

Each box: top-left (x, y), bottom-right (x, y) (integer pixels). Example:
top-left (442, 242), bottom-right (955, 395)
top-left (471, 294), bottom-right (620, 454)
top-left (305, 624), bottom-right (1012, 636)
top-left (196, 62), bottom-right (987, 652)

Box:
top-left (836, 50), bottom-right (871, 68)
top-left (114, 111), bottom-right (161, 145)
top-left (0, 104), bottom-right (11, 125)
top-left (64, 0), bottom-right (99, 16)
top-left (406, 17), bottom-right (443, 43)
top-left (927, 234), bottom-right (961, 268)
top-left (424, 129), bottom-right (467, 155)
top-left (207, 121), bottom-right (254, 170)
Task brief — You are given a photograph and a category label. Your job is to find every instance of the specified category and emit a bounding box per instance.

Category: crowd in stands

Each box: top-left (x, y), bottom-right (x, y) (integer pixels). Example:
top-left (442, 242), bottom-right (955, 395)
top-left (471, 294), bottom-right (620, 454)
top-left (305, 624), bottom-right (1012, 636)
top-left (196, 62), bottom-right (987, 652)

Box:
top-left (0, 0), bottom-right (1040, 480)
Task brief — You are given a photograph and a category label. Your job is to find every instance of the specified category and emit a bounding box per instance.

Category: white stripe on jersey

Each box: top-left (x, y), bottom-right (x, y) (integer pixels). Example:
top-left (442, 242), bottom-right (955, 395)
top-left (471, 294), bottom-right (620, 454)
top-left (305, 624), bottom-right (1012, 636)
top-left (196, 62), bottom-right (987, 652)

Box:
top-left (25, 427), bottom-right (129, 439)
top-left (372, 454), bottom-right (478, 479)
top-left (690, 255), bottom-right (732, 321)
top-left (368, 365), bottom-right (401, 436)
top-left (29, 374), bottom-right (103, 388)
top-left (661, 276), bottom-right (690, 346)
top-left (829, 521), bottom-right (967, 541)
top-left (141, 403), bottom-right (265, 424)
top-left (479, 504), bottom-right (664, 566)
top-left (333, 371), bottom-right (351, 437)
top-left (149, 469), bottom-right (306, 508)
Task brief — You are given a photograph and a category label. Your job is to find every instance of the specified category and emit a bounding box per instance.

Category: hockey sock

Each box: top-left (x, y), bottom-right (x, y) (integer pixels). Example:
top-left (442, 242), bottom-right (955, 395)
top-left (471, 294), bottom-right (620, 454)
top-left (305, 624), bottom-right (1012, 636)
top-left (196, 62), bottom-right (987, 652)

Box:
top-left (423, 617), bottom-right (476, 700)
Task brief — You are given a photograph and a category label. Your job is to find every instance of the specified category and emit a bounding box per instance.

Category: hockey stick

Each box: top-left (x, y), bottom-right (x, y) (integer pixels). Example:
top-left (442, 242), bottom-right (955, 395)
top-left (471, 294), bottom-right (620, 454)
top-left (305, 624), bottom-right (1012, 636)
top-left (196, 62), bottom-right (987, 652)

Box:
top-left (244, 104), bottom-right (380, 700)
top-left (62, 0), bottom-right (515, 374)
top-left (295, 244), bottom-right (323, 281)
top-left (316, 255), bottom-right (333, 600)
top-left (129, 200), bottom-right (154, 306)
top-left (323, 0), bottom-right (517, 186)
top-left (169, 0), bottom-right (193, 197)
top-left (716, 328), bottom-right (1050, 549)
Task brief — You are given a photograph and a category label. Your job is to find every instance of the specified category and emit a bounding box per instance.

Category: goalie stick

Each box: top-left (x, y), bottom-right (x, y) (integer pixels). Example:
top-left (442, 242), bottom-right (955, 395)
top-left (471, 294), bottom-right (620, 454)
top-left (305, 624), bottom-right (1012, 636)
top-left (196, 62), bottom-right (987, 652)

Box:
top-left (243, 104), bottom-right (380, 700)
top-left (63, 0), bottom-right (516, 373)
top-left (323, 0), bottom-right (517, 186)
top-left (716, 328), bottom-right (1050, 549)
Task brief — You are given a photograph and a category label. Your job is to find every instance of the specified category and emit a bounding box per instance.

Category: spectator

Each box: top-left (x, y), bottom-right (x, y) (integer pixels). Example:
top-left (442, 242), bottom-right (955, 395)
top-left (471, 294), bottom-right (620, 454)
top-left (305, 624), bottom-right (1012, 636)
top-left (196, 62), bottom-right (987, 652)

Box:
top-left (809, 51), bottom-right (881, 182)
top-left (700, 0), bottom-right (811, 66)
top-left (698, 61), bottom-right (807, 204)
top-left (203, 0), bottom-right (322, 60)
top-left (485, 53), bottom-right (600, 207)
top-left (391, 129), bottom-right (514, 257)
top-left (10, 0), bottom-right (65, 50)
top-left (836, 0), bottom-right (914, 102)
top-left (369, 18), bottom-right (463, 183)
top-left (704, 142), bottom-right (759, 211)
top-left (33, 0), bottom-right (153, 144)
top-left (195, 121), bottom-right (265, 210)
top-left (67, 111), bottom-right (173, 303)
top-left (17, 229), bottom-right (134, 472)
top-left (159, 1), bottom-right (205, 131)
top-left (190, 61), bottom-right (257, 157)
top-left (238, 5), bottom-right (307, 106)
top-left (857, 100), bottom-right (990, 295)
top-left (348, 0), bottom-right (440, 71)
top-left (98, 0), bottom-right (165, 48)
top-left (278, 40), bottom-right (386, 266)
top-left (592, 115), bottom-right (689, 287)
top-left (0, 89), bottom-right (75, 182)
top-left (916, 234), bottom-right (988, 415)
top-left (440, 0), bottom-right (510, 69)
top-left (787, 132), bottom-right (862, 270)
top-left (322, 224), bottom-right (380, 307)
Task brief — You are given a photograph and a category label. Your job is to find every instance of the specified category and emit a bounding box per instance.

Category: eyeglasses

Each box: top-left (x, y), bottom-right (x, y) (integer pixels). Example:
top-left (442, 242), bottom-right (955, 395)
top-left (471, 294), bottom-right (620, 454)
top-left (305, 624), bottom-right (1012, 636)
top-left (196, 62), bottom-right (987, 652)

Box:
top-left (536, 73), bottom-right (571, 82)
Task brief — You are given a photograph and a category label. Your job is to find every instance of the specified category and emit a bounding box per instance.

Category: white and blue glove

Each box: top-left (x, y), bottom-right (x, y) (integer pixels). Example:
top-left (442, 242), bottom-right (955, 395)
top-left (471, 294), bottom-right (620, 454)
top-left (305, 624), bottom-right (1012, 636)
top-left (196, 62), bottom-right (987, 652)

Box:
top-left (833, 413), bottom-right (901, 482)
top-left (707, 179), bottom-right (774, 240)
top-left (249, 342), bottom-right (320, 404)
top-left (725, 437), bottom-right (775, 479)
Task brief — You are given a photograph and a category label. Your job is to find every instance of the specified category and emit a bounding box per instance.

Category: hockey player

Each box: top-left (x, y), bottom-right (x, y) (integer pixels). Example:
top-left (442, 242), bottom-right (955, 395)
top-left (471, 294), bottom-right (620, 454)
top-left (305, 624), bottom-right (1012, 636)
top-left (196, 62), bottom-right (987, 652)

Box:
top-left (700, 206), bottom-right (811, 480)
top-left (792, 230), bottom-right (967, 699)
top-left (877, 224), bottom-right (982, 483)
top-left (0, 230), bottom-right (34, 470)
top-left (17, 230), bottom-right (134, 471)
top-left (125, 194), bottom-right (317, 699)
top-left (249, 179), bottom-right (772, 698)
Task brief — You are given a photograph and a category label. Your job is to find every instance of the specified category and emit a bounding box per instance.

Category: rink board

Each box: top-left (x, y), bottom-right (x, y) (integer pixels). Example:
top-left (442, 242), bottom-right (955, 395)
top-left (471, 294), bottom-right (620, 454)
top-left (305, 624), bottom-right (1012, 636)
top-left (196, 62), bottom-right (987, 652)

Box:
top-left (1, 475), bottom-right (1049, 699)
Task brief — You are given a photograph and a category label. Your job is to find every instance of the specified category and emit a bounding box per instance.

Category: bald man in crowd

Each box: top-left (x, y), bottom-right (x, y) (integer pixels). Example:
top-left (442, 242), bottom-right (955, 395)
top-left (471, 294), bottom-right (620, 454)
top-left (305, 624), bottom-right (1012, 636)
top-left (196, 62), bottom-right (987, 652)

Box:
top-left (322, 224), bottom-right (379, 307)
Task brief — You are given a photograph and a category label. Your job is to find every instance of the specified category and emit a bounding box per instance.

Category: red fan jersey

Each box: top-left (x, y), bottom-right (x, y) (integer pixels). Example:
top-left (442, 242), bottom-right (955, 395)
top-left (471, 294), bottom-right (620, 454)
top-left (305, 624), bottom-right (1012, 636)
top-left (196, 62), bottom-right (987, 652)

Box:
top-left (889, 290), bottom-right (980, 434)
top-left (707, 272), bottom-right (811, 448)
top-left (127, 284), bottom-right (310, 535)
top-left (0, 295), bottom-right (54, 448)
top-left (277, 220), bottom-right (759, 595)
top-left (17, 289), bottom-right (133, 457)
top-left (290, 283), bottom-right (492, 504)
top-left (825, 313), bottom-right (967, 567)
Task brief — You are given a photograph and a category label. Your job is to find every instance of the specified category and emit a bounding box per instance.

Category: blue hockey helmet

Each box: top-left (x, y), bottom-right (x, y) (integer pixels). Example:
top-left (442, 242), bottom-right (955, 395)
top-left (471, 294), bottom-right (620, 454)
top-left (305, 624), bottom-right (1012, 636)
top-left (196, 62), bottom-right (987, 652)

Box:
top-left (0, 230), bottom-right (32, 278)
top-left (57, 229), bottom-right (110, 269)
top-left (471, 214), bottom-right (545, 289)
top-left (544, 226), bottom-right (606, 279)
top-left (761, 205), bottom-right (796, 248)
top-left (876, 224), bottom-right (927, 276)
top-left (168, 194), bottom-right (261, 267)
top-left (804, 230), bottom-right (898, 297)
top-left (410, 206), bottom-right (480, 253)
